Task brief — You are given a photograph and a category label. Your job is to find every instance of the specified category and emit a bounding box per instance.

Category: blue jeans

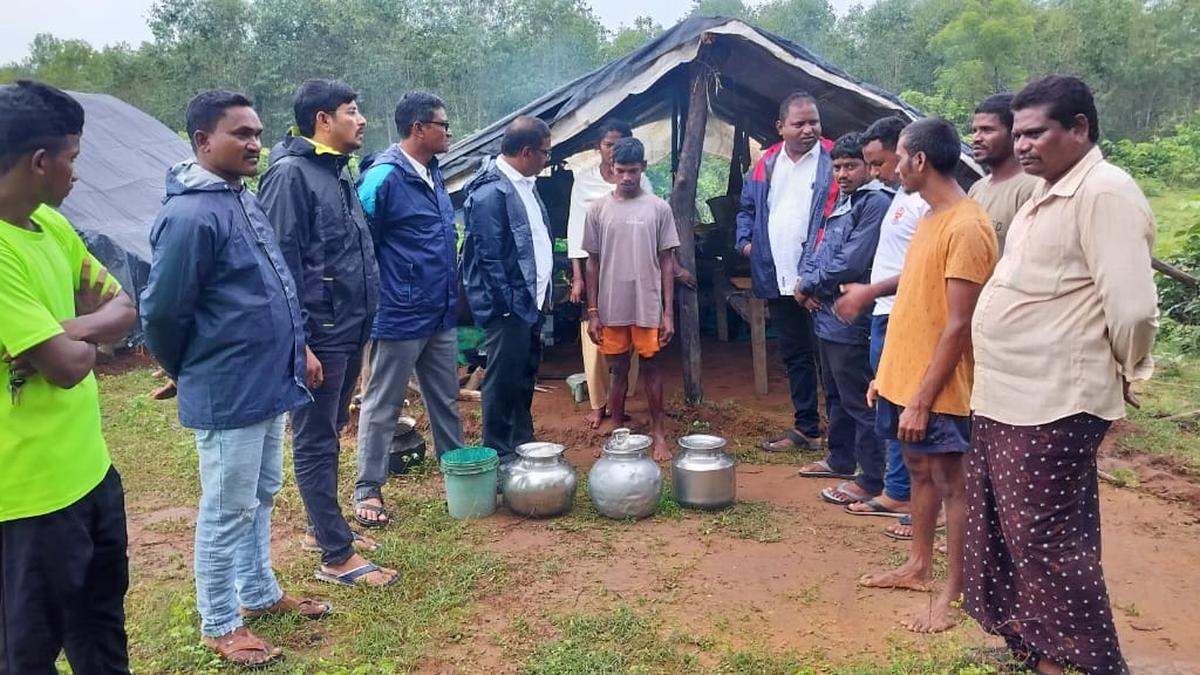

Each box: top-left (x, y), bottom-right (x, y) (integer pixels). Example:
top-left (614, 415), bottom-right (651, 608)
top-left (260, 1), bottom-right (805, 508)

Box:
top-left (870, 314), bottom-right (910, 502)
top-left (193, 414), bottom-right (286, 638)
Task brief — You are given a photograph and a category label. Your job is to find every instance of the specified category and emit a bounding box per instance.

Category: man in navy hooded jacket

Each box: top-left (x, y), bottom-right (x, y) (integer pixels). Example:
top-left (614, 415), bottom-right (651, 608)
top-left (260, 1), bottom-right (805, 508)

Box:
top-left (735, 91), bottom-right (838, 454)
top-left (353, 91), bottom-right (464, 527)
top-left (795, 132), bottom-right (892, 508)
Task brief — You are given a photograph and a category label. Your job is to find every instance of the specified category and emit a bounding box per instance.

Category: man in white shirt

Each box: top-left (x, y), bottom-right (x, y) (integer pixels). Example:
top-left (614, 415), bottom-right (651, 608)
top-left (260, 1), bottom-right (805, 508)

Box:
top-left (735, 92), bottom-right (837, 452)
top-left (832, 116), bottom-right (929, 533)
top-left (461, 116), bottom-right (554, 464)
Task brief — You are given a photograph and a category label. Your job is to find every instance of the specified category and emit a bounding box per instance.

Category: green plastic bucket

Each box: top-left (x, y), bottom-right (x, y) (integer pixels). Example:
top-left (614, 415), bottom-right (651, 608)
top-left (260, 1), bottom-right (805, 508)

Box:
top-left (440, 447), bottom-right (499, 519)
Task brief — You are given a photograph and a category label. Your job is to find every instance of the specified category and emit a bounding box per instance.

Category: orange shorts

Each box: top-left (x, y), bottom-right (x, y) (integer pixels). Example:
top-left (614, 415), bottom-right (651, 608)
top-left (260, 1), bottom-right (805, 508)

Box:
top-left (600, 325), bottom-right (660, 359)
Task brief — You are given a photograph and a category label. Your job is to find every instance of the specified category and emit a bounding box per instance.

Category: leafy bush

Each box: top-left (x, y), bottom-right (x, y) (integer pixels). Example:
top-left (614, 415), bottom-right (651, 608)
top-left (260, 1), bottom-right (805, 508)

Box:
top-left (1104, 115), bottom-right (1200, 188)
top-left (1157, 206), bottom-right (1200, 353)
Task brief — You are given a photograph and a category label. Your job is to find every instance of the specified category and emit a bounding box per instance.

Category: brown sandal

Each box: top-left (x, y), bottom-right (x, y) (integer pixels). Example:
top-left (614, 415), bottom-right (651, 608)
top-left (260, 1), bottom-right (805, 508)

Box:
top-left (240, 593), bottom-right (332, 621)
top-left (201, 626), bottom-right (283, 668)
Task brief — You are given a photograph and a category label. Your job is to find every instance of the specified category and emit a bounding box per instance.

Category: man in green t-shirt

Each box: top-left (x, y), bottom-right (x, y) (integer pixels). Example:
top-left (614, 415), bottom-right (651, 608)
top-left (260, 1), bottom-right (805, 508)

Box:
top-left (0, 80), bottom-right (137, 673)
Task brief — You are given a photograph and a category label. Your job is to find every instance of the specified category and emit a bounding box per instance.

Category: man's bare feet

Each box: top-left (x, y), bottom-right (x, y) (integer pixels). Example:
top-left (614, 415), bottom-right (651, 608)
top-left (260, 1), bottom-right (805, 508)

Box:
top-left (858, 560), bottom-right (931, 592)
top-left (584, 407), bottom-right (607, 430)
top-left (650, 437), bottom-right (673, 463)
top-left (903, 592), bottom-right (958, 633)
top-left (321, 553), bottom-right (399, 587)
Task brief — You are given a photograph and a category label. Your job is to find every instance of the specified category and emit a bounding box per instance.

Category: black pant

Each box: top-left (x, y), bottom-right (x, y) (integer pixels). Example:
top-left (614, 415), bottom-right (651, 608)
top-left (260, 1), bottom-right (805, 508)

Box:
top-left (482, 314), bottom-right (542, 461)
top-left (768, 298), bottom-right (820, 438)
top-left (819, 339), bottom-right (885, 494)
top-left (292, 349), bottom-right (362, 566)
top-left (0, 467), bottom-right (129, 675)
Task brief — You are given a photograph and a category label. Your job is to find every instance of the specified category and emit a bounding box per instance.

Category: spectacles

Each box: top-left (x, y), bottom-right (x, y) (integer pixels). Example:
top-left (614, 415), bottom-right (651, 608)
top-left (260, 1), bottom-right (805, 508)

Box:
top-left (421, 120), bottom-right (451, 132)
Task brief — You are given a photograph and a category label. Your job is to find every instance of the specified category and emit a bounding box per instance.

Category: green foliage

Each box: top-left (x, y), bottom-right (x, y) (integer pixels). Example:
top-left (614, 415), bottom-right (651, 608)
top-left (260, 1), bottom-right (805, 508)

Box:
top-left (1104, 116), bottom-right (1200, 188)
top-left (899, 89), bottom-right (972, 130)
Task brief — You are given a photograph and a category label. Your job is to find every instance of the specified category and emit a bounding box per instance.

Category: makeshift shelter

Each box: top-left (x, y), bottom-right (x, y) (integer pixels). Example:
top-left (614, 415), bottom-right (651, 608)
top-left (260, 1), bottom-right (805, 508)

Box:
top-left (442, 16), bottom-right (982, 402)
top-left (60, 92), bottom-right (192, 314)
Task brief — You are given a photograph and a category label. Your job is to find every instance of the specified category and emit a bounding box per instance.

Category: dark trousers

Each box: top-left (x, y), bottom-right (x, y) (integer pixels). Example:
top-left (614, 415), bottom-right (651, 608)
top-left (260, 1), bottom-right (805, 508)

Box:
top-left (292, 349), bottom-right (362, 567)
top-left (768, 299), bottom-right (820, 438)
top-left (819, 339), bottom-right (885, 494)
top-left (1, 467), bottom-right (129, 675)
top-left (482, 315), bottom-right (542, 462)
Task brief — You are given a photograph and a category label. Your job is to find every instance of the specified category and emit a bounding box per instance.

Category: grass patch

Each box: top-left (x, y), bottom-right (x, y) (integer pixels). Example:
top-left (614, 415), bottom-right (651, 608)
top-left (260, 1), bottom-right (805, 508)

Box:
top-left (1146, 186), bottom-right (1200, 259)
top-left (1121, 348), bottom-right (1200, 473)
top-left (698, 501), bottom-right (783, 543)
top-left (101, 368), bottom-right (505, 673)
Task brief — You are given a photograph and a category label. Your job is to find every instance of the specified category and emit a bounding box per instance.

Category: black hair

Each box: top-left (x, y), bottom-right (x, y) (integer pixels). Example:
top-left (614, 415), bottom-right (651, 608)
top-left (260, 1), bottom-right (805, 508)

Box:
top-left (393, 91), bottom-right (445, 139)
top-left (185, 89), bottom-right (255, 150)
top-left (830, 132), bottom-right (866, 161)
top-left (974, 93), bottom-right (1015, 131)
top-left (0, 80), bottom-right (85, 173)
top-left (293, 79), bottom-right (358, 137)
top-left (1012, 75), bottom-right (1099, 142)
top-left (611, 137), bottom-right (645, 165)
top-left (598, 119), bottom-right (633, 140)
top-left (862, 116), bottom-right (907, 153)
top-left (778, 91), bottom-right (818, 121)
top-left (500, 116), bottom-right (551, 156)
top-left (900, 117), bottom-right (961, 174)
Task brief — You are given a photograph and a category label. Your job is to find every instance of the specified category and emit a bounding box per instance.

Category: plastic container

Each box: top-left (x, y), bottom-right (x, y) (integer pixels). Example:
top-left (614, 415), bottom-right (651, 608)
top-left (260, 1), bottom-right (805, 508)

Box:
top-left (565, 373), bottom-right (588, 403)
top-left (440, 447), bottom-right (499, 519)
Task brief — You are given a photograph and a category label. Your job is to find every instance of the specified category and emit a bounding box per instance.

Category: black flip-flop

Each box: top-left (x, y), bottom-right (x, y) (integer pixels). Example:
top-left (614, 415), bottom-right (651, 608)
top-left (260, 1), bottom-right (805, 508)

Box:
top-left (353, 500), bottom-right (389, 528)
top-left (761, 429), bottom-right (821, 453)
top-left (845, 497), bottom-right (907, 518)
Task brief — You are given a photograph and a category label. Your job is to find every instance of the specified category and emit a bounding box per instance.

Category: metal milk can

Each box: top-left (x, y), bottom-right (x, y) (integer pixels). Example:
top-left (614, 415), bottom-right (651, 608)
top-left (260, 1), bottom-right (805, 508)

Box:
top-left (587, 428), bottom-right (662, 519)
top-left (501, 442), bottom-right (577, 518)
top-left (672, 434), bottom-right (735, 510)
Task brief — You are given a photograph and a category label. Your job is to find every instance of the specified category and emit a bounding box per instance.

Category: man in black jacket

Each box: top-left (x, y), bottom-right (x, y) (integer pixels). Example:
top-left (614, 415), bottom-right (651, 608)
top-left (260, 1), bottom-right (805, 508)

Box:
top-left (461, 116), bottom-right (553, 464)
top-left (258, 79), bottom-right (394, 588)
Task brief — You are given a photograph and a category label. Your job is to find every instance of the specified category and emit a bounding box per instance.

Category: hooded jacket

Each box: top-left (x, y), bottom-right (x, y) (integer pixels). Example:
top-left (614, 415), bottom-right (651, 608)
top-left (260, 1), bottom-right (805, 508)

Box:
top-left (140, 161), bottom-right (310, 430)
top-left (258, 132), bottom-right (379, 353)
top-left (460, 157), bottom-right (551, 326)
top-left (734, 139), bottom-right (838, 299)
top-left (356, 144), bottom-right (458, 341)
top-left (798, 179), bottom-right (894, 345)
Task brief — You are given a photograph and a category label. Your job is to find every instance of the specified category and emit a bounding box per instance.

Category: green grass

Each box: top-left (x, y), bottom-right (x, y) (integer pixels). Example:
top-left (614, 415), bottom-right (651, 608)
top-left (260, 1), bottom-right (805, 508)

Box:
top-left (698, 501), bottom-right (783, 543)
top-left (101, 368), bottom-right (504, 673)
top-left (1144, 185), bottom-right (1200, 258)
top-left (1121, 348), bottom-right (1200, 473)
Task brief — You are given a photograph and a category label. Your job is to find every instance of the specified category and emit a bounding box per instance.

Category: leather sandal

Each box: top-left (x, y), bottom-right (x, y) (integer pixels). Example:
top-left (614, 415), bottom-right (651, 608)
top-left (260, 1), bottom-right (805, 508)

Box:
top-left (240, 594), bottom-right (332, 621)
top-left (201, 626), bottom-right (283, 668)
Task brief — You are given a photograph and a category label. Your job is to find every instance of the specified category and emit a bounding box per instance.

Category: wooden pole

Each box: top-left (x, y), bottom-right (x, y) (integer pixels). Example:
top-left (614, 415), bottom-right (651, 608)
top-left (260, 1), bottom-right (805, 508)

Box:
top-left (668, 61), bottom-right (711, 404)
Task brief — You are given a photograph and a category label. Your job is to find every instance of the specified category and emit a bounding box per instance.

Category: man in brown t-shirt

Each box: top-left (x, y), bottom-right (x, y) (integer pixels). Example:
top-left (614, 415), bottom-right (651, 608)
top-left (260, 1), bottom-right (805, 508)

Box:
top-left (967, 93), bottom-right (1039, 253)
top-left (582, 137), bottom-right (680, 461)
top-left (857, 118), bottom-right (998, 634)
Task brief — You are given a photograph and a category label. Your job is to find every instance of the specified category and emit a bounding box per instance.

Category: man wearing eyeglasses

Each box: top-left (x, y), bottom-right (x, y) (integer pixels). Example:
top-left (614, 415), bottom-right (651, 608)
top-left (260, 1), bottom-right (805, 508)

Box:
top-left (354, 91), bottom-right (463, 528)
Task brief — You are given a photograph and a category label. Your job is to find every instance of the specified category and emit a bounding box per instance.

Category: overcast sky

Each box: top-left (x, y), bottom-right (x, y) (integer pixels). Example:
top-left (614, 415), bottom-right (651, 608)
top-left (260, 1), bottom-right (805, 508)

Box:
top-left (1, 0), bottom-right (867, 65)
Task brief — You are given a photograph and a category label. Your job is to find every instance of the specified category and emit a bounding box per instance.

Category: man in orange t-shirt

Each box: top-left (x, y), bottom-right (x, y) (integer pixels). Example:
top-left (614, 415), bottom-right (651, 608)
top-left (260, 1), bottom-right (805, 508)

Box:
top-left (857, 118), bottom-right (998, 634)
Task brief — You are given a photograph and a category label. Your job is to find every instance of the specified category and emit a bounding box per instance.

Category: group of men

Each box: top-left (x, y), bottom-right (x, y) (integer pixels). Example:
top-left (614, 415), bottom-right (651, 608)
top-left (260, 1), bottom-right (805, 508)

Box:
top-left (0, 69), bottom-right (1157, 675)
top-left (739, 77), bottom-right (1156, 674)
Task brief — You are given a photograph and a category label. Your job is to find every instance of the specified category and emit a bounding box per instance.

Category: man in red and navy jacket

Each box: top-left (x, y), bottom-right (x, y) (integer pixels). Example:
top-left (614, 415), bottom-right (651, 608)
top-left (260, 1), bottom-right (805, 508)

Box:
top-left (735, 91), bottom-right (838, 453)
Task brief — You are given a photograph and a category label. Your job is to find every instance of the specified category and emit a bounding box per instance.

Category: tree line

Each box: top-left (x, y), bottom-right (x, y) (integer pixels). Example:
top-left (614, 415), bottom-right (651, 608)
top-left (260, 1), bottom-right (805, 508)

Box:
top-left (1, 0), bottom-right (1197, 155)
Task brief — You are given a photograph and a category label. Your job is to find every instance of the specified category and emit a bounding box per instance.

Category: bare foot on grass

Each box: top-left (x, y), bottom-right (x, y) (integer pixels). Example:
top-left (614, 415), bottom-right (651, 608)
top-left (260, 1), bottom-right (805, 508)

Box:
top-left (903, 593), bottom-right (958, 633)
top-left (651, 437), bottom-right (673, 463)
top-left (858, 561), bottom-right (931, 592)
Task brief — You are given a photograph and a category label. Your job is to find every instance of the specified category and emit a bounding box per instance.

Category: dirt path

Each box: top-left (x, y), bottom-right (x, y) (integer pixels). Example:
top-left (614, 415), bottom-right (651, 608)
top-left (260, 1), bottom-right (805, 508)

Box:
top-left (415, 341), bottom-right (1200, 673)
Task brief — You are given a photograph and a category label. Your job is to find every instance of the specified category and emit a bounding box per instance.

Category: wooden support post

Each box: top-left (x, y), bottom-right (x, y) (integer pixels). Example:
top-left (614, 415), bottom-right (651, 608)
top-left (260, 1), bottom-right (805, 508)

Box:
top-left (668, 61), bottom-right (711, 404)
top-left (748, 298), bottom-right (768, 396)
top-left (713, 270), bottom-right (731, 342)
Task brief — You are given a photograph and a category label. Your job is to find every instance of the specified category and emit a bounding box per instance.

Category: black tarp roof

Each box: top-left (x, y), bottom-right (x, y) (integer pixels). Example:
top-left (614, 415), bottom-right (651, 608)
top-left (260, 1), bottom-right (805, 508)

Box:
top-left (442, 16), bottom-right (979, 193)
top-left (60, 91), bottom-right (192, 309)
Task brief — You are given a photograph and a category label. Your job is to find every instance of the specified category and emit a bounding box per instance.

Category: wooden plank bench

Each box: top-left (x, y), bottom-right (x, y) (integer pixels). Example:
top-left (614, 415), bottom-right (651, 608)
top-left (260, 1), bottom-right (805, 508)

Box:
top-left (713, 271), bottom-right (769, 395)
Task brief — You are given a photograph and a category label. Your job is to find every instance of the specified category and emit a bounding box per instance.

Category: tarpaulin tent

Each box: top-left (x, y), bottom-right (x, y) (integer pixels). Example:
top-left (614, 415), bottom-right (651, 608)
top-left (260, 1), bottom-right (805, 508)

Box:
top-left (60, 92), bottom-right (192, 315)
top-left (439, 16), bottom-right (984, 402)
top-left (441, 15), bottom-right (980, 195)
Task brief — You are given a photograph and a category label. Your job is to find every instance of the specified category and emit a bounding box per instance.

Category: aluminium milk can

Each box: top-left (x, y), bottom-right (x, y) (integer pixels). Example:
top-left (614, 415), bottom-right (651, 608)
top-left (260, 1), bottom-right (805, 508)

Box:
top-left (672, 434), bottom-right (735, 510)
top-left (501, 442), bottom-right (577, 518)
top-left (587, 428), bottom-right (662, 519)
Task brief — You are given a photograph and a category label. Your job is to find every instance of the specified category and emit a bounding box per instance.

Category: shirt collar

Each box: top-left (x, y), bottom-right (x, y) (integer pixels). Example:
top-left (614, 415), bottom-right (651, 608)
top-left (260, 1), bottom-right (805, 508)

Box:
top-left (778, 141), bottom-right (820, 168)
top-left (496, 155), bottom-right (535, 187)
top-left (1045, 145), bottom-right (1103, 199)
top-left (398, 146), bottom-right (430, 175)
